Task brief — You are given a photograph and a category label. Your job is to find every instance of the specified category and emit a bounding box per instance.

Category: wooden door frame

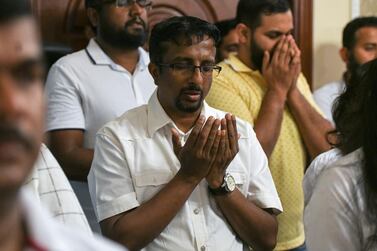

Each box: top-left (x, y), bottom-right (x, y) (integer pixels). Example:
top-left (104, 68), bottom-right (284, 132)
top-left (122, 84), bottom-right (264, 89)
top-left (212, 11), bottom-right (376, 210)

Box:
top-left (291, 0), bottom-right (313, 88)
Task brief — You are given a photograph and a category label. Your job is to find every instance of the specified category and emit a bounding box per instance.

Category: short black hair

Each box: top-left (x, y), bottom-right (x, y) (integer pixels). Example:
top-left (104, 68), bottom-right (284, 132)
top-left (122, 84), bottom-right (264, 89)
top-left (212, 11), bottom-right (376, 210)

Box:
top-left (85, 0), bottom-right (100, 9)
top-left (215, 19), bottom-right (238, 40)
top-left (149, 16), bottom-right (220, 63)
top-left (236, 0), bottom-right (291, 29)
top-left (342, 16), bottom-right (377, 50)
top-left (0, 0), bottom-right (32, 23)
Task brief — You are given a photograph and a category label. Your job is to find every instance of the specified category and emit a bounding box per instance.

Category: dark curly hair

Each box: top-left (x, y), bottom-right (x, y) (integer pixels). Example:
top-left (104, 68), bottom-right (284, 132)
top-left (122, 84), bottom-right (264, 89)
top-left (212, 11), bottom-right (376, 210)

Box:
top-left (332, 58), bottom-right (377, 249)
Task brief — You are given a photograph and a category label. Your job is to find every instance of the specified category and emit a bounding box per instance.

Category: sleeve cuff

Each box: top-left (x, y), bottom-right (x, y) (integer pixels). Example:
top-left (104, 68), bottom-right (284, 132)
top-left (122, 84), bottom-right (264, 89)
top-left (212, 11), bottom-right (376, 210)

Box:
top-left (96, 192), bottom-right (140, 221)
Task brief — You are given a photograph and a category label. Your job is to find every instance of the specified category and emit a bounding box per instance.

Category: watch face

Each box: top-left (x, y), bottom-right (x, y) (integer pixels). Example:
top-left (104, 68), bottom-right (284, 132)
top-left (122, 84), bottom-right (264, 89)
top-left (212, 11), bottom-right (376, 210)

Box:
top-left (225, 174), bottom-right (236, 192)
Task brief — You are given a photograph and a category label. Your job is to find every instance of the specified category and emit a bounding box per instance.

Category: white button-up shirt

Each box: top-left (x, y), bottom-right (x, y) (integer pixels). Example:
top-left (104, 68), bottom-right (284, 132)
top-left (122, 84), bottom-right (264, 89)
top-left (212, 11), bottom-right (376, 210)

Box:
top-left (88, 91), bottom-right (282, 251)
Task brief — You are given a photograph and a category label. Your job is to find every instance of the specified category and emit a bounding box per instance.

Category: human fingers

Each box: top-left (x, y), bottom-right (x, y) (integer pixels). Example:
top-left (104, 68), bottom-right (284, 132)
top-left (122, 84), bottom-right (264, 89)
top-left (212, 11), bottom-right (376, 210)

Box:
top-left (194, 116), bottom-right (215, 151)
top-left (185, 115), bottom-right (205, 147)
top-left (272, 35), bottom-right (286, 65)
top-left (225, 114), bottom-right (237, 153)
top-left (283, 35), bottom-right (293, 66)
top-left (230, 114), bottom-right (239, 152)
top-left (221, 118), bottom-right (230, 156)
top-left (203, 118), bottom-right (221, 157)
top-left (171, 128), bottom-right (182, 157)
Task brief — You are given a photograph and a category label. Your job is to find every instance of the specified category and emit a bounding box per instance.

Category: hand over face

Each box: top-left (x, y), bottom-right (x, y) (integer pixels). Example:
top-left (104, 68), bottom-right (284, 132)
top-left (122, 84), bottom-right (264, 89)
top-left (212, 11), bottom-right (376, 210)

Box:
top-left (262, 35), bottom-right (302, 97)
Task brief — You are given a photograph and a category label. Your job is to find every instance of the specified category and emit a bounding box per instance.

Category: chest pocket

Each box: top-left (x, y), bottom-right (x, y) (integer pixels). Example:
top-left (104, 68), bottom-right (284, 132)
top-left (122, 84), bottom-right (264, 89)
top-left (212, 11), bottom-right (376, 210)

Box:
top-left (134, 171), bottom-right (173, 203)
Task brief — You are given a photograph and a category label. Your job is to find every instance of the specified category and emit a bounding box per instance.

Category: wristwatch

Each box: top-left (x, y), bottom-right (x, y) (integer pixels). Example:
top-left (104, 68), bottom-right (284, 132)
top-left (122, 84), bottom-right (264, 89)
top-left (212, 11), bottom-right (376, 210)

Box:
top-left (208, 173), bottom-right (236, 196)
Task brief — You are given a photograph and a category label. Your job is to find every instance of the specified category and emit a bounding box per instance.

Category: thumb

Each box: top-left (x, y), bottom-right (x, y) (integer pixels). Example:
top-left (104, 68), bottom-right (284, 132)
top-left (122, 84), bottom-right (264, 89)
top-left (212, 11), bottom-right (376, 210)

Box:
top-left (171, 128), bottom-right (182, 156)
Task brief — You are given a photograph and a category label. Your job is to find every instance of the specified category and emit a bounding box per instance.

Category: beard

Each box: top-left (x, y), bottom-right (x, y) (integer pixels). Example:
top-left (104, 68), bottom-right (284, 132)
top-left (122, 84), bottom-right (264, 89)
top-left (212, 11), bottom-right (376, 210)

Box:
top-left (175, 84), bottom-right (204, 113)
top-left (250, 36), bottom-right (266, 72)
top-left (344, 53), bottom-right (362, 84)
top-left (99, 16), bottom-right (148, 50)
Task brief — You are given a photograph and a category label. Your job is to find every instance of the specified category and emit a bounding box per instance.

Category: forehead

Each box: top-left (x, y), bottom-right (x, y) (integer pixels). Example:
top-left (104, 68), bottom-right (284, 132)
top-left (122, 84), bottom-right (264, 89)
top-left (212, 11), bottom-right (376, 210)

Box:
top-left (355, 26), bottom-right (377, 44)
top-left (258, 11), bottom-right (293, 32)
top-left (0, 18), bottom-right (41, 66)
top-left (162, 36), bottom-right (216, 62)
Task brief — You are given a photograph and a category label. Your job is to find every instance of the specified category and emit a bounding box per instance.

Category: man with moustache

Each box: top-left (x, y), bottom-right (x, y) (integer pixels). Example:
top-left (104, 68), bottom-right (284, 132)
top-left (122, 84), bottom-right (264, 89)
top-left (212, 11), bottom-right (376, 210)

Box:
top-left (313, 16), bottom-right (377, 124)
top-left (206, 0), bottom-right (333, 250)
top-left (88, 16), bottom-right (282, 251)
top-left (45, 0), bottom-right (156, 232)
top-left (0, 0), bottom-right (127, 249)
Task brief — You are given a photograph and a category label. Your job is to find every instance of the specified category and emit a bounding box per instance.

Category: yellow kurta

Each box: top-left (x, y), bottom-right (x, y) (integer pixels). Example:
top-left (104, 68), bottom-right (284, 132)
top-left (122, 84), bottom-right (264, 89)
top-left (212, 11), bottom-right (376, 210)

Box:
top-left (206, 55), bottom-right (320, 250)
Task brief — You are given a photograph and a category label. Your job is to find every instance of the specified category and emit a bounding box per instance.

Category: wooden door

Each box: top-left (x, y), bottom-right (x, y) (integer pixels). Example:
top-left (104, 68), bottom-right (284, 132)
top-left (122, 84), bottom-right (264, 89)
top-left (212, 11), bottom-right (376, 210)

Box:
top-left (31, 0), bottom-right (313, 85)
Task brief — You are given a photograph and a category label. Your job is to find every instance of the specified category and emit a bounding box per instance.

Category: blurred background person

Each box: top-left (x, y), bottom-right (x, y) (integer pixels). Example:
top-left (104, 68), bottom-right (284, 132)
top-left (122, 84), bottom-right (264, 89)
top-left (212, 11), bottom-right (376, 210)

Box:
top-left (215, 18), bottom-right (240, 62)
top-left (313, 16), bottom-right (377, 124)
top-left (304, 58), bottom-right (377, 251)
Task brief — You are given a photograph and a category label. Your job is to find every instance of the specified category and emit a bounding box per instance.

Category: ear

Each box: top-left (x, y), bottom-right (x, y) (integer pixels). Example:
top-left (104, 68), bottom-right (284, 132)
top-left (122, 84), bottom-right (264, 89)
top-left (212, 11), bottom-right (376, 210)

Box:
top-left (236, 23), bottom-right (250, 44)
top-left (148, 63), bottom-right (160, 86)
top-left (339, 47), bottom-right (350, 64)
top-left (87, 8), bottom-right (99, 29)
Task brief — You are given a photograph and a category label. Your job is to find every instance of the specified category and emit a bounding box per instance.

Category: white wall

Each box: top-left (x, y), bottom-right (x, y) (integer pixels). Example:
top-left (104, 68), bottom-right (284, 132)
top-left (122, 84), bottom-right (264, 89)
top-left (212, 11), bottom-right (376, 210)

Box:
top-left (312, 0), bottom-right (352, 90)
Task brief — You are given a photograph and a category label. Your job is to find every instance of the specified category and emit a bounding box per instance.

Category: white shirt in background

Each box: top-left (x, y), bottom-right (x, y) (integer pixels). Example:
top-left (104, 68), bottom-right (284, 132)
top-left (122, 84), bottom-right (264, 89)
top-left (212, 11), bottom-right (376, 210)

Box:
top-left (313, 80), bottom-right (345, 125)
top-left (304, 148), bottom-right (376, 251)
top-left (88, 90), bottom-right (282, 251)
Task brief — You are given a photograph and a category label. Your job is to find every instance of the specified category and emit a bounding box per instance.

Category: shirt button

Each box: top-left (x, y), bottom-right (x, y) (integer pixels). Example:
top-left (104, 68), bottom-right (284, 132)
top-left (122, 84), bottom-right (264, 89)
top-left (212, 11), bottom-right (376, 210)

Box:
top-left (193, 208), bottom-right (200, 214)
top-left (201, 245), bottom-right (206, 251)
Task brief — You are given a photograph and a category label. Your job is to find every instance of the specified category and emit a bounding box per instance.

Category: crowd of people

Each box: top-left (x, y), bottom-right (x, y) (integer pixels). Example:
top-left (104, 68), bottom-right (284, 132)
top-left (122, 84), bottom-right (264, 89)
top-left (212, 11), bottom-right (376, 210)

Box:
top-left (1, 0), bottom-right (377, 250)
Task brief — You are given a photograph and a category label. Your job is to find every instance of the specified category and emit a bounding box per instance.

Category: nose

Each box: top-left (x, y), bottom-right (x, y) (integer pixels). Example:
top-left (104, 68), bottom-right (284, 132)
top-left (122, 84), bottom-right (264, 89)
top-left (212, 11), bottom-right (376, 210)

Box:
top-left (190, 67), bottom-right (204, 85)
top-left (128, 1), bottom-right (144, 17)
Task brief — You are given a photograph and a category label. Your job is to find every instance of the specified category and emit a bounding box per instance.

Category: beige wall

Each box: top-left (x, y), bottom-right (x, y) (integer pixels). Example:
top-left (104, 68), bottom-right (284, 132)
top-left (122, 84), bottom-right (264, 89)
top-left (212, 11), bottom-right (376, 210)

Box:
top-left (313, 0), bottom-right (352, 90)
top-left (313, 0), bottom-right (377, 90)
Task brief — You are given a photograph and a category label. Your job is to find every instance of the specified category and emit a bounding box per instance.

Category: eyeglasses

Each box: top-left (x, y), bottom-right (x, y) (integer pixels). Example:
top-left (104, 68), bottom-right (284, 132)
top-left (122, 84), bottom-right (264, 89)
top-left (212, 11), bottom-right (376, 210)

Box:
top-left (158, 63), bottom-right (222, 77)
top-left (101, 0), bottom-right (152, 8)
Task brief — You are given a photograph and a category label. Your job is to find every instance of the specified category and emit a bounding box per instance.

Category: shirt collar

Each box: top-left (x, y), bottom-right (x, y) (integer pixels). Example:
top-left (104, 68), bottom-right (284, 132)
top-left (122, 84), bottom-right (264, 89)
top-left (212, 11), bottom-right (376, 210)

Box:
top-left (86, 38), bottom-right (149, 71)
top-left (225, 54), bottom-right (260, 75)
top-left (147, 90), bottom-right (210, 136)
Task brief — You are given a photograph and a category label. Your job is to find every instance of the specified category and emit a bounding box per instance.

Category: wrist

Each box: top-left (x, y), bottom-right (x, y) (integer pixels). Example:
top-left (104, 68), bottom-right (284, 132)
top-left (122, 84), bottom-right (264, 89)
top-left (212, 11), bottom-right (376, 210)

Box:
top-left (207, 172), bottom-right (225, 189)
top-left (266, 88), bottom-right (287, 106)
top-left (176, 169), bottom-right (202, 186)
top-left (287, 85), bottom-right (300, 102)
top-left (208, 173), bottom-right (236, 196)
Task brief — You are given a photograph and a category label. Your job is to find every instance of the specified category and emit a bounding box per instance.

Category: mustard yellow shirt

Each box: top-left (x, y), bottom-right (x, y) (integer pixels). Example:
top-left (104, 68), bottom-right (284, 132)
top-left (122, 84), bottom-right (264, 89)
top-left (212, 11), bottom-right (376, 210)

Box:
top-left (207, 55), bottom-right (320, 250)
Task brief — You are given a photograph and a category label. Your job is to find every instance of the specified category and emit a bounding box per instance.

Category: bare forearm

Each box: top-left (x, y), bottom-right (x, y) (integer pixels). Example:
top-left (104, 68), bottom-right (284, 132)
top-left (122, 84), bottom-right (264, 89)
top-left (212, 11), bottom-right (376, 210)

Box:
top-left (254, 89), bottom-right (286, 157)
top-left (54, 148), bottom-right (93, 181)
top-left (214, 189), bottom-right (278, 250)
top-left (287, 88), bottom-right (333, 159)
top-left (102, 172), bottom-right (199, 251)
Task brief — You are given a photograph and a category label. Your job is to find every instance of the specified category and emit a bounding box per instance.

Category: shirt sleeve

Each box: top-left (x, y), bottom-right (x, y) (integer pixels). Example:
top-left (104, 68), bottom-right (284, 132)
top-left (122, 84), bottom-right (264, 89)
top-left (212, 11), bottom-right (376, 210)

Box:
top-left (206, 74), bottom-right (254, 125)
top-left (304, 167), bottom-right (361, 251)
top-left (88, 131), bottom-right (139, 222)
top-left (45, 62), bottom-right (86, 131)
top-left (243, 122), bottom-right (283, 214)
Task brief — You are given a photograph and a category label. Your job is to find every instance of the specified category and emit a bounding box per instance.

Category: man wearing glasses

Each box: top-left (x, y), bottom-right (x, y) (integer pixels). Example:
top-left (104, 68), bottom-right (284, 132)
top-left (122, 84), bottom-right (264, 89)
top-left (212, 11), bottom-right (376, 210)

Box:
top-left (88, 16), bottom-right (282, 251)
top-left (44, 0), bottom-right (156, 232)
